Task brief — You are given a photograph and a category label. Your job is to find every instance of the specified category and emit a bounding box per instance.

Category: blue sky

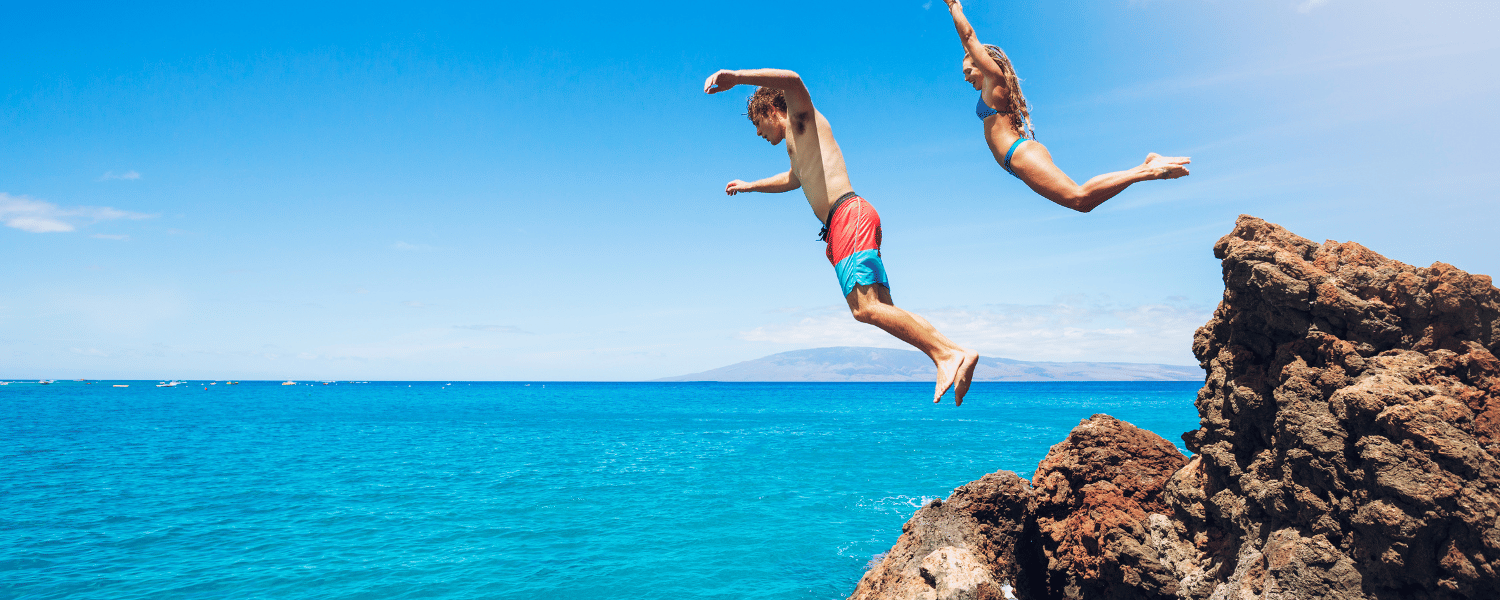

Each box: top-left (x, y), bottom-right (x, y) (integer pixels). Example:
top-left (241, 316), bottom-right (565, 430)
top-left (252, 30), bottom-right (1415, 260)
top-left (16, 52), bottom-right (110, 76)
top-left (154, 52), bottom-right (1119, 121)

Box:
top-left (3, 0), bottom-right (1497, 380)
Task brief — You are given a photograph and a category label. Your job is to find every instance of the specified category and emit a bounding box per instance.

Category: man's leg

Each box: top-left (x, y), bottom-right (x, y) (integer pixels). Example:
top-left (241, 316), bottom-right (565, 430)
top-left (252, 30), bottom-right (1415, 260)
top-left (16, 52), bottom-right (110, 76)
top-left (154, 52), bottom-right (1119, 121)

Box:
top-left (845, 284), bottom-right (980, 405)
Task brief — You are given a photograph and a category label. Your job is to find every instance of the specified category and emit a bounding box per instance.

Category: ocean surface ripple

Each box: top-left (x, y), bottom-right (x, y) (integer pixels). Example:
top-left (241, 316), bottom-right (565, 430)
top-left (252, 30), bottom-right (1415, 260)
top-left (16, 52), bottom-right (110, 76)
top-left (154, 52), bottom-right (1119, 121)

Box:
top-left (1, 380), bottom-right (1199, 599)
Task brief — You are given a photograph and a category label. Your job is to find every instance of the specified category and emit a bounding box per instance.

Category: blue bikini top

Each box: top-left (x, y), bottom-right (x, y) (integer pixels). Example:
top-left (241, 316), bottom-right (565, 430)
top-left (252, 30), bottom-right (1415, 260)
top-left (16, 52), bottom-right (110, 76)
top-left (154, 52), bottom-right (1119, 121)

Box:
top-left (976, 97), bottom-right (998, 120)
top-left (976, 96), bottom-right (1010, 120)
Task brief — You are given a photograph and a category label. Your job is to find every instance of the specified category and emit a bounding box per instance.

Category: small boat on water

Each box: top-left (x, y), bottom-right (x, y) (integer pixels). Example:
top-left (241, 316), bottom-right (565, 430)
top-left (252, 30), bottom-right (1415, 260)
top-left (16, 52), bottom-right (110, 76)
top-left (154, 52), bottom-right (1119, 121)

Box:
top-left (39, 380), bottom-right (54, 385)
top-left (113, 384), bottom-right (129, 388)
top-left (281, 381), bottom-right (297, 386)
top-left (156, 381), bottom-right (184, 388)
top-left (226, 381), bottom-right (239, 385)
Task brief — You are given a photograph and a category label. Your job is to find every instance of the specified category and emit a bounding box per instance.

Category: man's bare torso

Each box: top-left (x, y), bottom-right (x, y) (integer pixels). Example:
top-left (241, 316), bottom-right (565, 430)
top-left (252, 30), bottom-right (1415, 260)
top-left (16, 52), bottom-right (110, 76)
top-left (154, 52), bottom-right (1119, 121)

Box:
top-left (784, 108), bottom-right (855, 224)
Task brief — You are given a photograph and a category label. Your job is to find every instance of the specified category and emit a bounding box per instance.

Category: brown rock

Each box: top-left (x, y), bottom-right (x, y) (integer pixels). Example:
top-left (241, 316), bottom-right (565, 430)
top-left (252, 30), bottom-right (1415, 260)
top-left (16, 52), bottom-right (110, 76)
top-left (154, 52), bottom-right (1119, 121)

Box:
top-left (852, 215), bottom-right (1500, 600)
top-left (1031, 415), bottom-right (1187, 600)
top-left (850, 471), bottom-right (1033, 600)
top-left (1180, 215), bottom-right (1500, 599)
top-left (851, 416), bottom-right (1187, 600)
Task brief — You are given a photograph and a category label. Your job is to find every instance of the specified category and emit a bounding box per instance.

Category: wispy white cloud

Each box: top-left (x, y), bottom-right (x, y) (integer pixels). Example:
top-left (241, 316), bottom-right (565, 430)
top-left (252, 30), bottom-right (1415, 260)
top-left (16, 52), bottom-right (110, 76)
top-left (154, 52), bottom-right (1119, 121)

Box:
top-left (5, 217), bottom-right (72, 233)
top-left (0, 192), bottom-right (154, 234)
top-left (741, 307), bottom-right (899, 349)
top-left (1069, 39), bottom-right (1495, 108)
top-left (453, 324), bottom-right (531, 334)
top-left (739, 299), bottom-right (1210, 365)
top-left (91, 234), bottom-right (130, 241)
top-left (100, 170), bottom-right (142, 181)
top-left (1296, 0), bottom-right (1329, 13)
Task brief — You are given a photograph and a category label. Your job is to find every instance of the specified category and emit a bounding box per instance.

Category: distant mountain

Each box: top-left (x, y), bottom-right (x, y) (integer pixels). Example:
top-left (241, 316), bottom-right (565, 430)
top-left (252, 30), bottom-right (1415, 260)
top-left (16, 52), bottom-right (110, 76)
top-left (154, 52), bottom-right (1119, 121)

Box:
top-left (653, 346), bottom-right (1201, 382)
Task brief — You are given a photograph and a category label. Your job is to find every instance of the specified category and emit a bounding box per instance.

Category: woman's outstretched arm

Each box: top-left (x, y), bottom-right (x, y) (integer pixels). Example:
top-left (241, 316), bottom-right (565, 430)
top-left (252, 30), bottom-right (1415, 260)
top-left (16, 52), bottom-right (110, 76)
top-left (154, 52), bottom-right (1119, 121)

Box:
top-left (944, 0), bottom-right (1003, 76)
top-left (1013, 144), bottom-right (1190, 213)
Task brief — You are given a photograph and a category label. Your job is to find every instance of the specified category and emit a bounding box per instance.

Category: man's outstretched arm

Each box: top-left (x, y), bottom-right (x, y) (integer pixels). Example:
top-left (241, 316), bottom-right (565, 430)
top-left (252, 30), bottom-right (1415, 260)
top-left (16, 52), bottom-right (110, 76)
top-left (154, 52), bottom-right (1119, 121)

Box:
top-left (726, 170), bottom-right (801, 195)
top-left (703, 68), bottom-right (813, 114)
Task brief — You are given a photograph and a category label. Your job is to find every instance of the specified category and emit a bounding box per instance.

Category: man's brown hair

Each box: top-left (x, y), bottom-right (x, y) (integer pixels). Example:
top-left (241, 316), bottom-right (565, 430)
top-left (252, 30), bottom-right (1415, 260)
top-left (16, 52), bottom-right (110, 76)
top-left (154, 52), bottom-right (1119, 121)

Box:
top-left (746, 86), bottom-right (786, 124)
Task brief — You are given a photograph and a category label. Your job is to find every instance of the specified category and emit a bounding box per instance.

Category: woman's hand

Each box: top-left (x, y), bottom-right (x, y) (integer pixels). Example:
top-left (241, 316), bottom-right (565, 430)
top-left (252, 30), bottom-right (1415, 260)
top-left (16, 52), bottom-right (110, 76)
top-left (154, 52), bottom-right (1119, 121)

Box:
top-left (1142, 153), bottom-right (1192, 180)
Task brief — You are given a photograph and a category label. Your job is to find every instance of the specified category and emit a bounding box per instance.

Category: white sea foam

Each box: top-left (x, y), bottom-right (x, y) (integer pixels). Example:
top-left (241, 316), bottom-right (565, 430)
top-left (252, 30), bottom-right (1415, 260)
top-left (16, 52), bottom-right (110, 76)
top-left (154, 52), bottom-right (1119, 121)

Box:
top-left (855, 494), bottom-right (943, 516)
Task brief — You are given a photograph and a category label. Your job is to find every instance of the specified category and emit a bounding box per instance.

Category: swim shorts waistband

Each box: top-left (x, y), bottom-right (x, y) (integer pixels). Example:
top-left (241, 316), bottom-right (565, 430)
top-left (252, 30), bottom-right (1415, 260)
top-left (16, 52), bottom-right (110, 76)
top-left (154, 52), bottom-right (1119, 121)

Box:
top-left (817, 191), bottom-right (861, 242)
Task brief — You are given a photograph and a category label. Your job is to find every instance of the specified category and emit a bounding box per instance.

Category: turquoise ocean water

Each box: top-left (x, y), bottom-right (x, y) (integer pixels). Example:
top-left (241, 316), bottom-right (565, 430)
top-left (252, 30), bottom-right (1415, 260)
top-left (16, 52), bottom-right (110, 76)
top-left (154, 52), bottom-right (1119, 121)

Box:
top-left (2, 380), bottom-right (1200, 600)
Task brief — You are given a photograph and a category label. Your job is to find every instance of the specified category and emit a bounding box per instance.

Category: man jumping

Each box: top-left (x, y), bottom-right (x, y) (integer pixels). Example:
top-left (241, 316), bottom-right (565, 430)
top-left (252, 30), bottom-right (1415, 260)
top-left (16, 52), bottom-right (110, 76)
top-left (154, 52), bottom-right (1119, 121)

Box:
top-left (704, 68), bottom-right (979, 405)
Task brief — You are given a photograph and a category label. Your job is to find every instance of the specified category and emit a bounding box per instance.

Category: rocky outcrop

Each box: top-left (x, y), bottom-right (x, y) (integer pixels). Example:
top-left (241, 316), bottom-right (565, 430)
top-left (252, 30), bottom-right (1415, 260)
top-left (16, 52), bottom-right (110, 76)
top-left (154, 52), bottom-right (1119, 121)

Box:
top-left (1030, 416), bottom-right (1187, 600)
top-left (850, 472), bottom-right (1033, 600)
top-left (851, 215), bottom-right (1500, 599)
top-left (850, 415), bottom-right (1187, 600)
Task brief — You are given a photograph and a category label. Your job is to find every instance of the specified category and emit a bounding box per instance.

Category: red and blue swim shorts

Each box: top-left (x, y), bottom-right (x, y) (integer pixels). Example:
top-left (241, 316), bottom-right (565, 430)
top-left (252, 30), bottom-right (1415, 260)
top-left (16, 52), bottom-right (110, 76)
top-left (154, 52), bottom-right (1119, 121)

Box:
top-left (821, 192), bottom-right (889, 297)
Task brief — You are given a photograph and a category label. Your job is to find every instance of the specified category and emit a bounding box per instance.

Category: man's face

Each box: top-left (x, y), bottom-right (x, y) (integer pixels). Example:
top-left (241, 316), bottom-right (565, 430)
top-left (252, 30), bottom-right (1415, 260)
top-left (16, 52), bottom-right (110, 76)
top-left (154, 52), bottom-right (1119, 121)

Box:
top-left (753, 113), bottom-right (787, 145)
top-left (962, 56), bottom-right (982, 90)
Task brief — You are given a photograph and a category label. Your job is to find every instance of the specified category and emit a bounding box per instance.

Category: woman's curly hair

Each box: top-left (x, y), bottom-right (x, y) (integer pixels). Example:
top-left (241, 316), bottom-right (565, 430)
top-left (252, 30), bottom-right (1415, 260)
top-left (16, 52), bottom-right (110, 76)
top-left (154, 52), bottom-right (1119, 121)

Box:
top-left (984, 44), bottom-right (1034, 139)
top-left (746, 86), bottom-right (786, 124)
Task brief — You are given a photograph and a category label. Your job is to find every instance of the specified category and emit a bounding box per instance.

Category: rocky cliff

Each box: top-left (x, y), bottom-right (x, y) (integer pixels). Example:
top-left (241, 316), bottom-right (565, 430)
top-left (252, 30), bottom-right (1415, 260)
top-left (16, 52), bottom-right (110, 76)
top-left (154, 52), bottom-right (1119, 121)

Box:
top-left (850, 215), bottom-right (1500, 599)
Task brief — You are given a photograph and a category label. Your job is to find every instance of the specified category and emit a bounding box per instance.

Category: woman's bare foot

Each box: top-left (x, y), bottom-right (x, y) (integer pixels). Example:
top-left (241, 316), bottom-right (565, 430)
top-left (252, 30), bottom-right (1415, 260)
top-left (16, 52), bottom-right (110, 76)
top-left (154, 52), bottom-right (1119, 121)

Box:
top-left (1143, 152), bottom-right (1191, 180)
top-left (952, 349), bottom-right (980, 406)
top-left (933, 351), bottom-right (964, 403)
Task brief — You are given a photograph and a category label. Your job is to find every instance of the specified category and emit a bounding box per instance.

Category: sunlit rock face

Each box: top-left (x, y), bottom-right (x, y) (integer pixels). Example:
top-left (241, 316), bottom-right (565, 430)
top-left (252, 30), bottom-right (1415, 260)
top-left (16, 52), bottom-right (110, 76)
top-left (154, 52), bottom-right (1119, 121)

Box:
top-left (851, 215), bottom-right (1500, 600)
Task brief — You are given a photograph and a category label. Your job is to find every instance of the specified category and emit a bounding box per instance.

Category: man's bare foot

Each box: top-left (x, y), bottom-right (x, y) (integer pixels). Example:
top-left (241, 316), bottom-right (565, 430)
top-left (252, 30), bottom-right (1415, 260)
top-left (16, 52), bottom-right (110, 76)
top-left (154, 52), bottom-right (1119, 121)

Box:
top-left (952, 349), bottom-right (980, 407)
top-left (933, 351), bottom-right (964, 403)
top-left (1143, 152), bottom-right (1191, 180)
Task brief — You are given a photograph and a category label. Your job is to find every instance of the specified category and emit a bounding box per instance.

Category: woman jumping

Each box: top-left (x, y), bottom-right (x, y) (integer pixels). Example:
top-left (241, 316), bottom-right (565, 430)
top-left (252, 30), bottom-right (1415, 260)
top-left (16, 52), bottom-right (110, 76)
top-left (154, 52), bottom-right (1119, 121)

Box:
top-left (943, 0), bottom-right (1190, 212)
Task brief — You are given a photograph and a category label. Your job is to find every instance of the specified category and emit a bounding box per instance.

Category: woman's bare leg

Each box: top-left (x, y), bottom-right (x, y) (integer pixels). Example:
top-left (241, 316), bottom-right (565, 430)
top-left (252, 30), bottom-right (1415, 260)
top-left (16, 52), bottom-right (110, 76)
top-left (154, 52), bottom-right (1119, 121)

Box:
top-left (1012, 142), bottom-right (1190, 213)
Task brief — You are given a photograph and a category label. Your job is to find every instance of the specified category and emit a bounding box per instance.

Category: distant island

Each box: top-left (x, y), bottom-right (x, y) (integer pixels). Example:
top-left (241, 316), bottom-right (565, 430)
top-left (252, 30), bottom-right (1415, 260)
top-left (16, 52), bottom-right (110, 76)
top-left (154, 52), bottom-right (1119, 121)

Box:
top-left (653, 346), bottom-right (1201, 382)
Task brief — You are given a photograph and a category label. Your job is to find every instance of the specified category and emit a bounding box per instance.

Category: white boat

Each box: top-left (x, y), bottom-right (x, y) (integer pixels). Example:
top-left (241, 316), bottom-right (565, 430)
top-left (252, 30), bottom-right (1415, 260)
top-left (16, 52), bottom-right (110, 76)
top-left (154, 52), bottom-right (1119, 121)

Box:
top-left (281, 381), bottom-right (297, 386)
top-left (156, 381), bottom-right (184, 388)
top-left (113, 384), bottom-right (129, 388)
top-left (38, 380), bottom-right (54, 385)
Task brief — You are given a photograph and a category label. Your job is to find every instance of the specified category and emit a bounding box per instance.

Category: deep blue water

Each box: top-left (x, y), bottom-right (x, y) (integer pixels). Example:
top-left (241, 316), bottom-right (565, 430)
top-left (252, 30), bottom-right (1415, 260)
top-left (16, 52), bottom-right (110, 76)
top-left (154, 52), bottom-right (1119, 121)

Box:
top-left (1, 380), bottom-right (1201, 600)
